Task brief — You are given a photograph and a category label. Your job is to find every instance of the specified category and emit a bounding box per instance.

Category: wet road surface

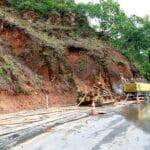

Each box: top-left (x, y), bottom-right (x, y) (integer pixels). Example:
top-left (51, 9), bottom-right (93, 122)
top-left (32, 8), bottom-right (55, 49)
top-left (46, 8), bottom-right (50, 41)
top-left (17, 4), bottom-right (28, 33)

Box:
top-left (10, 102), bottom-right (150, 150)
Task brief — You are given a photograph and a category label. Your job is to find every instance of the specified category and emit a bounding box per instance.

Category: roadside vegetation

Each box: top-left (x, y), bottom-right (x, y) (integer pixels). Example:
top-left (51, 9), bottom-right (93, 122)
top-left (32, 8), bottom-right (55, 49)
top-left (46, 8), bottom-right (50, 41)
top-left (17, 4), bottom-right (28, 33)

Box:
top-left (7, 0), bottom-right (150, 80)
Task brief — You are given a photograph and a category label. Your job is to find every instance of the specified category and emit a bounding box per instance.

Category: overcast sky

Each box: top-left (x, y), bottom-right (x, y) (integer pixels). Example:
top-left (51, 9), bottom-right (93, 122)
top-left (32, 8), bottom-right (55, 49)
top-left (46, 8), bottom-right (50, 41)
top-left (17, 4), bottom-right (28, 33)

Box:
top-left (75, 0), bottom-right (150, 17)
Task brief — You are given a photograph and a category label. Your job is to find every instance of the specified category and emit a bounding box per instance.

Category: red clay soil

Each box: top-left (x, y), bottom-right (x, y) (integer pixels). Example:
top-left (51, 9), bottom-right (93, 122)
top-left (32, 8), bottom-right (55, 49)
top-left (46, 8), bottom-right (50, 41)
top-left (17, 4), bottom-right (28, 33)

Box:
top-left (106, 49), bottom-right (133, 84)
top-left (0, 46), bottom-right (133, 113)
top-left (66, 50), bottom-right (97, 93)
top-left (66, 48), bottom-right (133, 95)
top-left (45, 80), bottom-right (77, 106)
top-left (67, 50), bottom-right (107, 94)
top-left (0, 0), bottom-right (6, 5)
top-left (0, 91), bottom-right (44, 114)
top-left (38, 65), bottom-right (50, 81)
top-left (110, 49), bottom-right (132, 78)
top-left (0, 9), bottom-right (134, 113)
top-left (0, 28), bottom-right (27, 55)
top-left (0, 81), bottom-right (77, 114)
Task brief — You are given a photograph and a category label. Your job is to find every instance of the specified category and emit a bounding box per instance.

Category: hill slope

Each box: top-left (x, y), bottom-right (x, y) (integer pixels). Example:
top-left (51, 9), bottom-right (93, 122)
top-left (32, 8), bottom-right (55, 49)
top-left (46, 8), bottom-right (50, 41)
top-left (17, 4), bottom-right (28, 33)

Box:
top-left (0, 2), bottom-right (133, 113)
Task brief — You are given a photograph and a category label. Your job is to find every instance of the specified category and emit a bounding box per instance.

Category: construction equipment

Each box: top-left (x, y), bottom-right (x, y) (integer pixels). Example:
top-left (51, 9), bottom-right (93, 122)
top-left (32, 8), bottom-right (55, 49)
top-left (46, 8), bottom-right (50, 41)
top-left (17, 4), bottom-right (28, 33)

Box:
top-left (124, 82), bottom-right (150, 100)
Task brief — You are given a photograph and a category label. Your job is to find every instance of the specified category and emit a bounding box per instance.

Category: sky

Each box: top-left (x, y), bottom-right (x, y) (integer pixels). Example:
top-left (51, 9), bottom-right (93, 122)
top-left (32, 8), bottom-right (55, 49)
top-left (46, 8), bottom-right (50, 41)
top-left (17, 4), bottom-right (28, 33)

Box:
top-left (75, 0), bottom-right (150, 17)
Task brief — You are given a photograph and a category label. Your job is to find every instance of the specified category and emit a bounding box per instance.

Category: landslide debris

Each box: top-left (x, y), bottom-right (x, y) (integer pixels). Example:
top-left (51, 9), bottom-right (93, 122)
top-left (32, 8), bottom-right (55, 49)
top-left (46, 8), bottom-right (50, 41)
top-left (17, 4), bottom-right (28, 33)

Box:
top-left (0, 2), bottom-right (133, 113)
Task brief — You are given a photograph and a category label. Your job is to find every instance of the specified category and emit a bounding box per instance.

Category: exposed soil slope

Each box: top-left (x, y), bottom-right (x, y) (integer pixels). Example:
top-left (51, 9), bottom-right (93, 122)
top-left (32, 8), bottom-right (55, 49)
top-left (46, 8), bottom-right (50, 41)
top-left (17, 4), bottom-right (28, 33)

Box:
top-left (0, 3), bottom-right (133, 113)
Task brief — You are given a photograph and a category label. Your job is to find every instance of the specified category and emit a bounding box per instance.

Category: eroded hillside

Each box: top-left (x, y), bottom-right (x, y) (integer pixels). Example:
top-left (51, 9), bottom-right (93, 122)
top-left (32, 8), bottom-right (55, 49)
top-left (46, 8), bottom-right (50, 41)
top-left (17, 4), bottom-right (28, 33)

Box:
top-left (0, 1), bottom-right (134, 113)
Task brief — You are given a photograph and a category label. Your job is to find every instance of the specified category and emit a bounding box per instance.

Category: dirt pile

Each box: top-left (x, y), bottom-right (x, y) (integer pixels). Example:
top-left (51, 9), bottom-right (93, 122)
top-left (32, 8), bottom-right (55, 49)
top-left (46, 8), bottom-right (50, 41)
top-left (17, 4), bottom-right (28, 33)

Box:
top-left (0, 4), bottom-right (133, 113)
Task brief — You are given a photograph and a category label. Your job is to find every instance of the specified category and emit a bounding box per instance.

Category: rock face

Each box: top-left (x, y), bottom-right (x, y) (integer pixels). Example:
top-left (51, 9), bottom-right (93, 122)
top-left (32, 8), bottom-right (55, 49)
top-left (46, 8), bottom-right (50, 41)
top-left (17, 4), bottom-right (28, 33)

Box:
top-left (0, 4), bottom-right (134, 113)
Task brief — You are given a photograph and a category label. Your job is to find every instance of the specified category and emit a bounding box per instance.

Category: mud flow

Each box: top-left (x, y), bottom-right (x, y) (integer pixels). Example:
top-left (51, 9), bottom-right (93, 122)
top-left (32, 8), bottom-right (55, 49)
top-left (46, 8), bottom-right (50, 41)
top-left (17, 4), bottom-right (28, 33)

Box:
top-left (122, 101), bottom-right (150, 133)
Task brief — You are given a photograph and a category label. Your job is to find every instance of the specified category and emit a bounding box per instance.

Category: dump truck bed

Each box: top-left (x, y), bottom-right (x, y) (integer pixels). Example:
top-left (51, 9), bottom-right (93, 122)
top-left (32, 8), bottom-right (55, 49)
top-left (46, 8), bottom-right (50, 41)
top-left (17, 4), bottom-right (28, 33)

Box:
top-left (124, 82), bottom-right (150, 93)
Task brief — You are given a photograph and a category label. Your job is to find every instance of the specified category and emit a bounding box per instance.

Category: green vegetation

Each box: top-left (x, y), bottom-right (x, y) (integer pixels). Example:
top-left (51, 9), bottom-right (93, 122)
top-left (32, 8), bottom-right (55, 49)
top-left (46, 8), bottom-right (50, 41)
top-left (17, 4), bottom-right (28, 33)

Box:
top-left (76, 57), bottom-right (87, 72)
top-left (75, 1), bottom-right (150, 80)
top-left (0, 67), bottom-right (4, 76)
top-left (0, 55), bottom-right (29, 94)
top-left (7, 0), bottom-right (150, 80)
top-left (7, 0), bottom-right (76, 15)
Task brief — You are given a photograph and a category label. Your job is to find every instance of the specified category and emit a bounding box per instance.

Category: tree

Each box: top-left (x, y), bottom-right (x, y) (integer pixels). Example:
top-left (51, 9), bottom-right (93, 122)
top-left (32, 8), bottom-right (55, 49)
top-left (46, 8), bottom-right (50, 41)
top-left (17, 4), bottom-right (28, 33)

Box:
top-left (8, 0), bottom-right (150, 79)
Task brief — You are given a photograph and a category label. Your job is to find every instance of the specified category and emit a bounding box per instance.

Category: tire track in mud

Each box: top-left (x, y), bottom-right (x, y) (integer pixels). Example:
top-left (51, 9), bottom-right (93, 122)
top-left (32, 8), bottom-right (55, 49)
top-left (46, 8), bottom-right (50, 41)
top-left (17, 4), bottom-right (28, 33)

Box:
top-left (91, 117), bottom-right (130, 150)
top-left (0, 110), bottom-right (90, 150)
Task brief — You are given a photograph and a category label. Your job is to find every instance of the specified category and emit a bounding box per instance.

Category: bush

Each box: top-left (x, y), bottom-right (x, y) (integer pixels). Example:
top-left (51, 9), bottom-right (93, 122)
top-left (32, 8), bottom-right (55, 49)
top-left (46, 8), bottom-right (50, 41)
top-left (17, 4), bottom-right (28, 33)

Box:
top-left (0, 67), bottom-right (4, 76)
top-left (7, 0), bottom-right (150, 80)
top-left (7, 0), bottom-right (76, 15)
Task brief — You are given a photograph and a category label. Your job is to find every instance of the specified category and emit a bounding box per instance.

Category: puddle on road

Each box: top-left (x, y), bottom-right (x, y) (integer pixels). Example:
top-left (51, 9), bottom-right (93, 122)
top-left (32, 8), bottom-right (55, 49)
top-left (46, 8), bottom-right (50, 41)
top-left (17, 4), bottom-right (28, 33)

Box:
top-left (122, 102), bottom-right (150, 133)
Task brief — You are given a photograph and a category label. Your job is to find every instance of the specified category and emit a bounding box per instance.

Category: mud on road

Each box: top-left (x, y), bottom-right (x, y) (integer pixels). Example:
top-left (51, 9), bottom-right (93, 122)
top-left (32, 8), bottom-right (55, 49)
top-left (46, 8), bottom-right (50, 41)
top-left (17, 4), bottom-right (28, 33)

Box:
top-left (0, 102), bottom-right (150, 150)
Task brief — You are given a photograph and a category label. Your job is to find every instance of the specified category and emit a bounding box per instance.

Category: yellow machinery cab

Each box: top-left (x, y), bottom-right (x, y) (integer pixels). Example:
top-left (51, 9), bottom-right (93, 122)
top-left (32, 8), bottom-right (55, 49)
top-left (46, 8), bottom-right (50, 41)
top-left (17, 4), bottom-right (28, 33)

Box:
top-left (124, 82), bottom-right (150, 93)
top-left (124, 82), bottom-right (150, 100)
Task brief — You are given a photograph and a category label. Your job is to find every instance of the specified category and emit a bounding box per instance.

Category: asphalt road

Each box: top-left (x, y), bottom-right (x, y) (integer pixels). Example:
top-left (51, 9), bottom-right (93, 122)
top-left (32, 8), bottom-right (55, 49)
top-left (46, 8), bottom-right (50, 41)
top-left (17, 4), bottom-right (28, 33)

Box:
top-left (9, 102), bottom-right (150, 150)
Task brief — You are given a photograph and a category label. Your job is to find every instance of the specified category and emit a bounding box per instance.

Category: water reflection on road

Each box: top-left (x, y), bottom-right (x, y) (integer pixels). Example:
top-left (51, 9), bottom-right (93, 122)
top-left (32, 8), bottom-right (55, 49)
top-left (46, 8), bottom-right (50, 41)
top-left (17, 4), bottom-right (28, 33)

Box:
top-left (122, 102), bottom-right (150, 133)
